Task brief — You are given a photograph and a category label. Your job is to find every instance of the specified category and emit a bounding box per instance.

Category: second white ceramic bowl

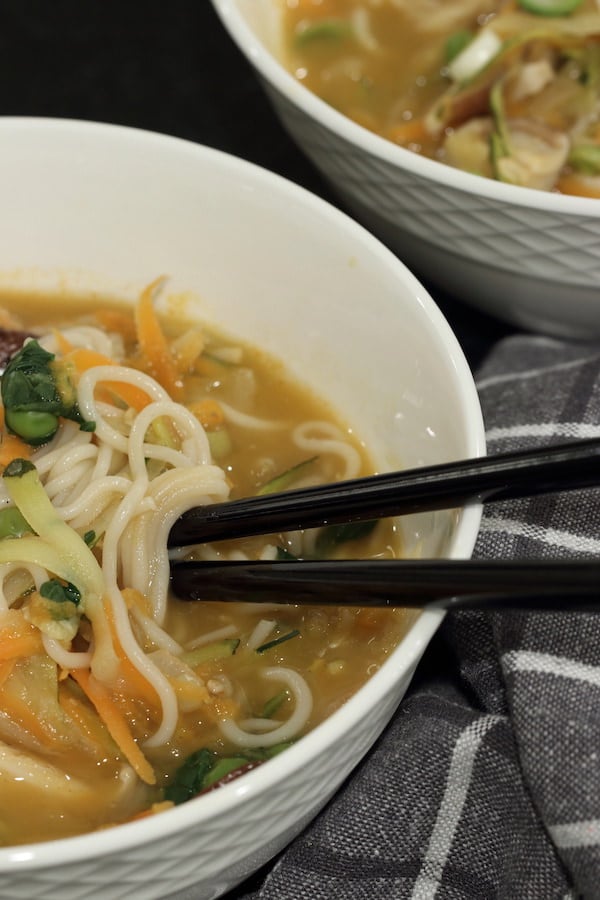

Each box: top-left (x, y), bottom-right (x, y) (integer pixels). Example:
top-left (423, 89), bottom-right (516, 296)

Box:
top-left (212, 0), bottom-right (600, 340)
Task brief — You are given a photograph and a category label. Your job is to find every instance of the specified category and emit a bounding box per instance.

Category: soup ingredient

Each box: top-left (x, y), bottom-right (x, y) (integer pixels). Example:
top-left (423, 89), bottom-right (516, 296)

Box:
top-left (1, 339), bottom-right (93, 444)
top-left (165, 743), bottom-right (291, 804)
top-left (281, 0), bottom-right (600, 194)
top-left (0, 286), bottom-right (409, 844)
top-left (517, 0), bottom-right (584, 13)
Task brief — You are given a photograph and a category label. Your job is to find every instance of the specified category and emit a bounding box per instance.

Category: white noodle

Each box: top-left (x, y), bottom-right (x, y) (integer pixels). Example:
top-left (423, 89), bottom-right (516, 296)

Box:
top-left (218, 400), bottom-right (287, 431)
top-left (292, 421), bottom-right (362, 480)
top-left (130, 607), bottom-right (183, 655)
top-left (42, 634), bottom-right (92, 669)
top-left (246, 619), bottom-right (276, 652)
top-left (185, 624), bottom-right (238, 651)
top-left (218, 667), bottom-right (313, 748)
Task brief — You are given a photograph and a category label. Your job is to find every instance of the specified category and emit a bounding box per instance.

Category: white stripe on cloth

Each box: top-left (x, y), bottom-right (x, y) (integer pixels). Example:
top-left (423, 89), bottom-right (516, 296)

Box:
top-left (550, 820), bottom-right (600, 849)
top-left (485, 423), bottom-right (600, 445)
top-left (503, 650), bottom-right (600, 690)
top-left (410, 715), bottom-right (503, 900)
top-left (478, 517), bottom-right (600, 555)
top-left (476, 352), bottom-right (598, 392)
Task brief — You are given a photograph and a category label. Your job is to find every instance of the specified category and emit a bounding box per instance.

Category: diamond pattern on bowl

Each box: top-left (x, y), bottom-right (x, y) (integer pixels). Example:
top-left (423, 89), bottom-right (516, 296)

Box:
top-left (261, 82), bottom-right (600, 336)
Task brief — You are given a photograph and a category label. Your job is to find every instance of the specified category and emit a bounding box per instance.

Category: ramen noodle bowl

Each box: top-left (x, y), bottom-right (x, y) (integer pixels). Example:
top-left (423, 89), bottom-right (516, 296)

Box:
top-left (0, 117), bottom-right (484, 900)
top-left (213, 0), bottom-right (600, 338)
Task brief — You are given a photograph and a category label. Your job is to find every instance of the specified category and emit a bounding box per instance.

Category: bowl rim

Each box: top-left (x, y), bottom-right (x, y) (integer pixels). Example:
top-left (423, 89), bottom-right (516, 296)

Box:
top-left (0, 115), bottom-right (486, 870)
top-left (211, 0), bottom-right (600, 215)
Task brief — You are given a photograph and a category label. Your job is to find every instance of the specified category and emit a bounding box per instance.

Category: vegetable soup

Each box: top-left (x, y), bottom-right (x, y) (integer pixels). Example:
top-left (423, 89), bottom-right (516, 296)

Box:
top-left (281, 0), bottom-right (600, 194)
top-left (0, 287), bottom-right (412, 844)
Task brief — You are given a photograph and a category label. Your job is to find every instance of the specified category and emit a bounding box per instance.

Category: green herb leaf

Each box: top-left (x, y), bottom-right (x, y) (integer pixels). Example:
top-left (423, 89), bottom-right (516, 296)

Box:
top-left (40, 579), bottom-right (81, 606)
top-left (445, 30), bottom-right (473, 63)
top-left (517, 0), bottom-right (584, 15)
top-left (314, 519), bottom-right (377, 557)
top-left (295, 19), bottom-right (352, 45)
top-left (165, 743), bottom-right (294, 805)
top-left (1, 340), bottom-right (94, 445)
top-left (256, 629), bottom-right (300, 654)
top-left (164, 748), bottom-right (216, 805)
top-left (257, 456), bottom-right (318, 496)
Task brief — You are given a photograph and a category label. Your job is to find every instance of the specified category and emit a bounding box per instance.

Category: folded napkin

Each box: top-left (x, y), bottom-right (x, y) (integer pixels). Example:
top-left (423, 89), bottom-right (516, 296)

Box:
top-left (220, 333), bottom-right (600, 900)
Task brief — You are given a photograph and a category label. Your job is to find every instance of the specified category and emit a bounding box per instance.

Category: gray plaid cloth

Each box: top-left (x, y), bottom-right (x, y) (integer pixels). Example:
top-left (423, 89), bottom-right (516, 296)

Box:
top-left (230, 333), bottom-right (600, 900)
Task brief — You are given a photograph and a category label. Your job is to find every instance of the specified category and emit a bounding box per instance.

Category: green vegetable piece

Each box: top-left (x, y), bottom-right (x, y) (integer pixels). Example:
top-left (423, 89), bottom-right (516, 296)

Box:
top-left (295, 19), bottom-right (351, 45)
top-left (0, 506), bottom-right (32, 540)
top-left (207, 428), bottom-right (233, 460)
top-left (517, 0), bottom-right (583, 14)
top-left (4, 409), bottom-right (59, 446)
top-left (314, 519), bottom-right (377, 557)
top-left (257, 456), bottom-right (318, 496)
top-left (165, 742), bottom-right (295, 805)
top-left (262, 689), bottom-right (288, 719)
top-left (568, 143), bottom-right (600, 175)
top-left (202, 756), bottom-right (250, 789)
top-left (3, 458), bottom-right (35, 479)
top-left (256, 629), bottom-right (300, 655)
top-left (1, 339), bottom-right (93, 445)
top-left (165, 748), bottom-right (216, 805)
top-left (180, 638), bottom-right (240, 668)
top-left (445, 30), bottom-right (473, 63)
top-left (83, 530), bottom-right (97, 547)
top-left (40, 579), bottom-right (81, 606)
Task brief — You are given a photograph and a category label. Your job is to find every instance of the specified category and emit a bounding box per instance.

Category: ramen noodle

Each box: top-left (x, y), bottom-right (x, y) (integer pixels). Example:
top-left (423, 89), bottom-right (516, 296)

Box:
top-left (281, 0), bottom-right (600, 195)
top-left (0, 284), bottom-right (411, 844)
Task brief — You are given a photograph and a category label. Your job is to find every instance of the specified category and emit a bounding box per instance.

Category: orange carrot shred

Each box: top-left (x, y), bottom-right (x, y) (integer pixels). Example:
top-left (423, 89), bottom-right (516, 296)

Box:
top-left (64, 348), bottom-right (152, 412)
top-left (190, 398), bottom-right (225, 431)
top-left (72, 669), bottom-right (156, 785)
top-left (134, 280), bottom-right (182, 399)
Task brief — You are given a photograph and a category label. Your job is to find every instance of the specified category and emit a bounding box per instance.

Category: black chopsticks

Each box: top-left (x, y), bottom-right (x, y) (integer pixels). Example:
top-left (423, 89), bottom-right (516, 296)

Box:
top-left (168, 437), bottom-right (600, 547)
top-left (168, 437), bottom-right (600, 611)
top-left (169, 558), bottom-right (600, 611)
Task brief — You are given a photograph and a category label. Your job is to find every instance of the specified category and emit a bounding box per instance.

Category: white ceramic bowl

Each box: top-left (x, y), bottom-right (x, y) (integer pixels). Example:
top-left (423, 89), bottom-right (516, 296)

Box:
top-left (211, 0), bottom-right (600, 340)
top-left (0, 117), bottom-right (484, 900)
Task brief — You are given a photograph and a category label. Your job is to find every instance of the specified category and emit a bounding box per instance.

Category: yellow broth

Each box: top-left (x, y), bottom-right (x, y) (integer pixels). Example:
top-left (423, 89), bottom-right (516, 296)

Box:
top-left (280, 0), bottom-right (600, 194)
top-left (0, 292), bottom-right (416, 844)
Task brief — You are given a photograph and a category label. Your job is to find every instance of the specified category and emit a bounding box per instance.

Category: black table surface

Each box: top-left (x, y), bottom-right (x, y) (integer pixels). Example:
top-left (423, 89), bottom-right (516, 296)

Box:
top-left (0, 3), bottom-right (516, 896)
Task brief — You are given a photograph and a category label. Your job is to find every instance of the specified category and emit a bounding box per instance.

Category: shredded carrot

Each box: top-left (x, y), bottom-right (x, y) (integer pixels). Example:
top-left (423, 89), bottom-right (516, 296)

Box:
top-left (387, 117), bottom-right (430, 147)
top-left (104, 599), bottom-right (161, 710)
top-left (134, 280), bottom-right (182, 400)
top-left (0, 630), bottom-right (44, 661)
top-left (189, 398), bottom-right (225, 431)
top-left (71, 669), bottom-right (156, 785)
top-left (52, 329), bottom-right (74, 356)
top-left (556, 173), bottom-right (600, 199)
top-left (64, 348), bottom-right (152, 412)
top-left (94, 308), bottom-right (137, 343)
top-left (0, 658), bottom-right (16, 688)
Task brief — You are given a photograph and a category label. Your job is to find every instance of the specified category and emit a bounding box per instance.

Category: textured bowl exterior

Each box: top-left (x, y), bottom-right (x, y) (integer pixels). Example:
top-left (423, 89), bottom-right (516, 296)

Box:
top-left (0, 117), bottom-right (484, 899)
top-left (214, 0), bottom-right (600, 339)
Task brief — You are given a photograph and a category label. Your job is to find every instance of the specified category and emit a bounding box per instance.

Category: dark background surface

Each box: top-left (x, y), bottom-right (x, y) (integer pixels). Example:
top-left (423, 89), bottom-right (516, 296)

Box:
top-left (0, 2), bottom-right (516, 896)
top-left (0, 1), bottom-right (514, 367)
